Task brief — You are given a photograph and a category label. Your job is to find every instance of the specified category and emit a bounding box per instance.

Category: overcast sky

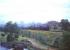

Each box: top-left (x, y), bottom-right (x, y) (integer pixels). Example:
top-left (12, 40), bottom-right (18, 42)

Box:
top-left (0, 0), bottom-right (69, 23)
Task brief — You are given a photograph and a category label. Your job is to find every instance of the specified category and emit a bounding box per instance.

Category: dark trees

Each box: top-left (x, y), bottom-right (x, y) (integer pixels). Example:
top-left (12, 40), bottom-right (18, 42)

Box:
top-left (59, 19), bottom-right (70, 50)
top-left (61, 19), bottom-right (70, 31)
top-left (4, 21), bottom-right (20, 42)
top-left (27, 23), bottom-right (49, 31)
top-left (4, 21), bottom-right (20, 33)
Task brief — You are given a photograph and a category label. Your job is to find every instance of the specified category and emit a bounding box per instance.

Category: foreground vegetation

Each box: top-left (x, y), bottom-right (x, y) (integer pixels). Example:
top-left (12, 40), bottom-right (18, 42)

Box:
top-left (0, 30), bottom-right (63, 50)
top-left (0, 30), bottom-right (62, 46)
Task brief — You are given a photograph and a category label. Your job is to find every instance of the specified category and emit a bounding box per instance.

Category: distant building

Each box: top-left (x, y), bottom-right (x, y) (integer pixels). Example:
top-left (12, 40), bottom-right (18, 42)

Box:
top-left (47, 21), bottom-right (62, 31)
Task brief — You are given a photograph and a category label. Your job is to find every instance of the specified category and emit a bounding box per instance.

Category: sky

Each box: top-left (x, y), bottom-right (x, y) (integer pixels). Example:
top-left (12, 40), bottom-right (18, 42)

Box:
top-left (0, 0), bottom-right (69, 23)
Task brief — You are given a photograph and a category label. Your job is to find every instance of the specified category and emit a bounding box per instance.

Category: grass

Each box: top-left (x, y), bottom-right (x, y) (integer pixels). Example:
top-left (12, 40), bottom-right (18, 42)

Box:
top-left (0, 30), bottom-right (62, 45)
top-left (19, 30), bottom-right (62, 45)
top-left (0, 30), bottom-right (63, 50)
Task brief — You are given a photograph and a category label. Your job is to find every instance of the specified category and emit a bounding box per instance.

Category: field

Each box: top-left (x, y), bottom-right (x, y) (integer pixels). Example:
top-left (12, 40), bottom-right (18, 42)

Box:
top-left (0, 30), bottom-right (62, 49)
top-left (18, 30), bottom-right (62, 45)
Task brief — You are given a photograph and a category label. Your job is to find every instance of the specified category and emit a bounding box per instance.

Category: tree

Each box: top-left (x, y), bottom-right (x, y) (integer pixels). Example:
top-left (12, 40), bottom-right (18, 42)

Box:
top-left (4, 21), bottom-right (20, 33)
top-left (4, 21), bottom-right (12, 33)
top-left (59, 19), bottom-right (70, 50)
top-left (4, 21), bottom-right (20, 42)
top-left (60, 19), bottom-right (70, 31)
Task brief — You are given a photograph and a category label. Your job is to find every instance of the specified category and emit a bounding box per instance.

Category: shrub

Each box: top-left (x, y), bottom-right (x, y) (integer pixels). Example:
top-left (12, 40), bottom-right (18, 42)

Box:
top-left (59, 31), bottom-right (70, 50)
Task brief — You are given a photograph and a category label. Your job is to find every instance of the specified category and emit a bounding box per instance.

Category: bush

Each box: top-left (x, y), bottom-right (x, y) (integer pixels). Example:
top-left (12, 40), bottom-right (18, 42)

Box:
top-left (59, 31), bottom-right (70, 50)
top-left (7, 34), bottom-right (14, 42)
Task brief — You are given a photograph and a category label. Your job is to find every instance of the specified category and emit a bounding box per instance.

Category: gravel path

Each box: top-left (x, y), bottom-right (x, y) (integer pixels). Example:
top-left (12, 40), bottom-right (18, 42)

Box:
top-left (23, 37), bottom-right (48, 50)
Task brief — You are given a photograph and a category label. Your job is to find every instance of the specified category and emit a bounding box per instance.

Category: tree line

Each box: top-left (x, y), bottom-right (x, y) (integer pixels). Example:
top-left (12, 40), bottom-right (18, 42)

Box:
top-left (0, 19), bottom-right (70, 32)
